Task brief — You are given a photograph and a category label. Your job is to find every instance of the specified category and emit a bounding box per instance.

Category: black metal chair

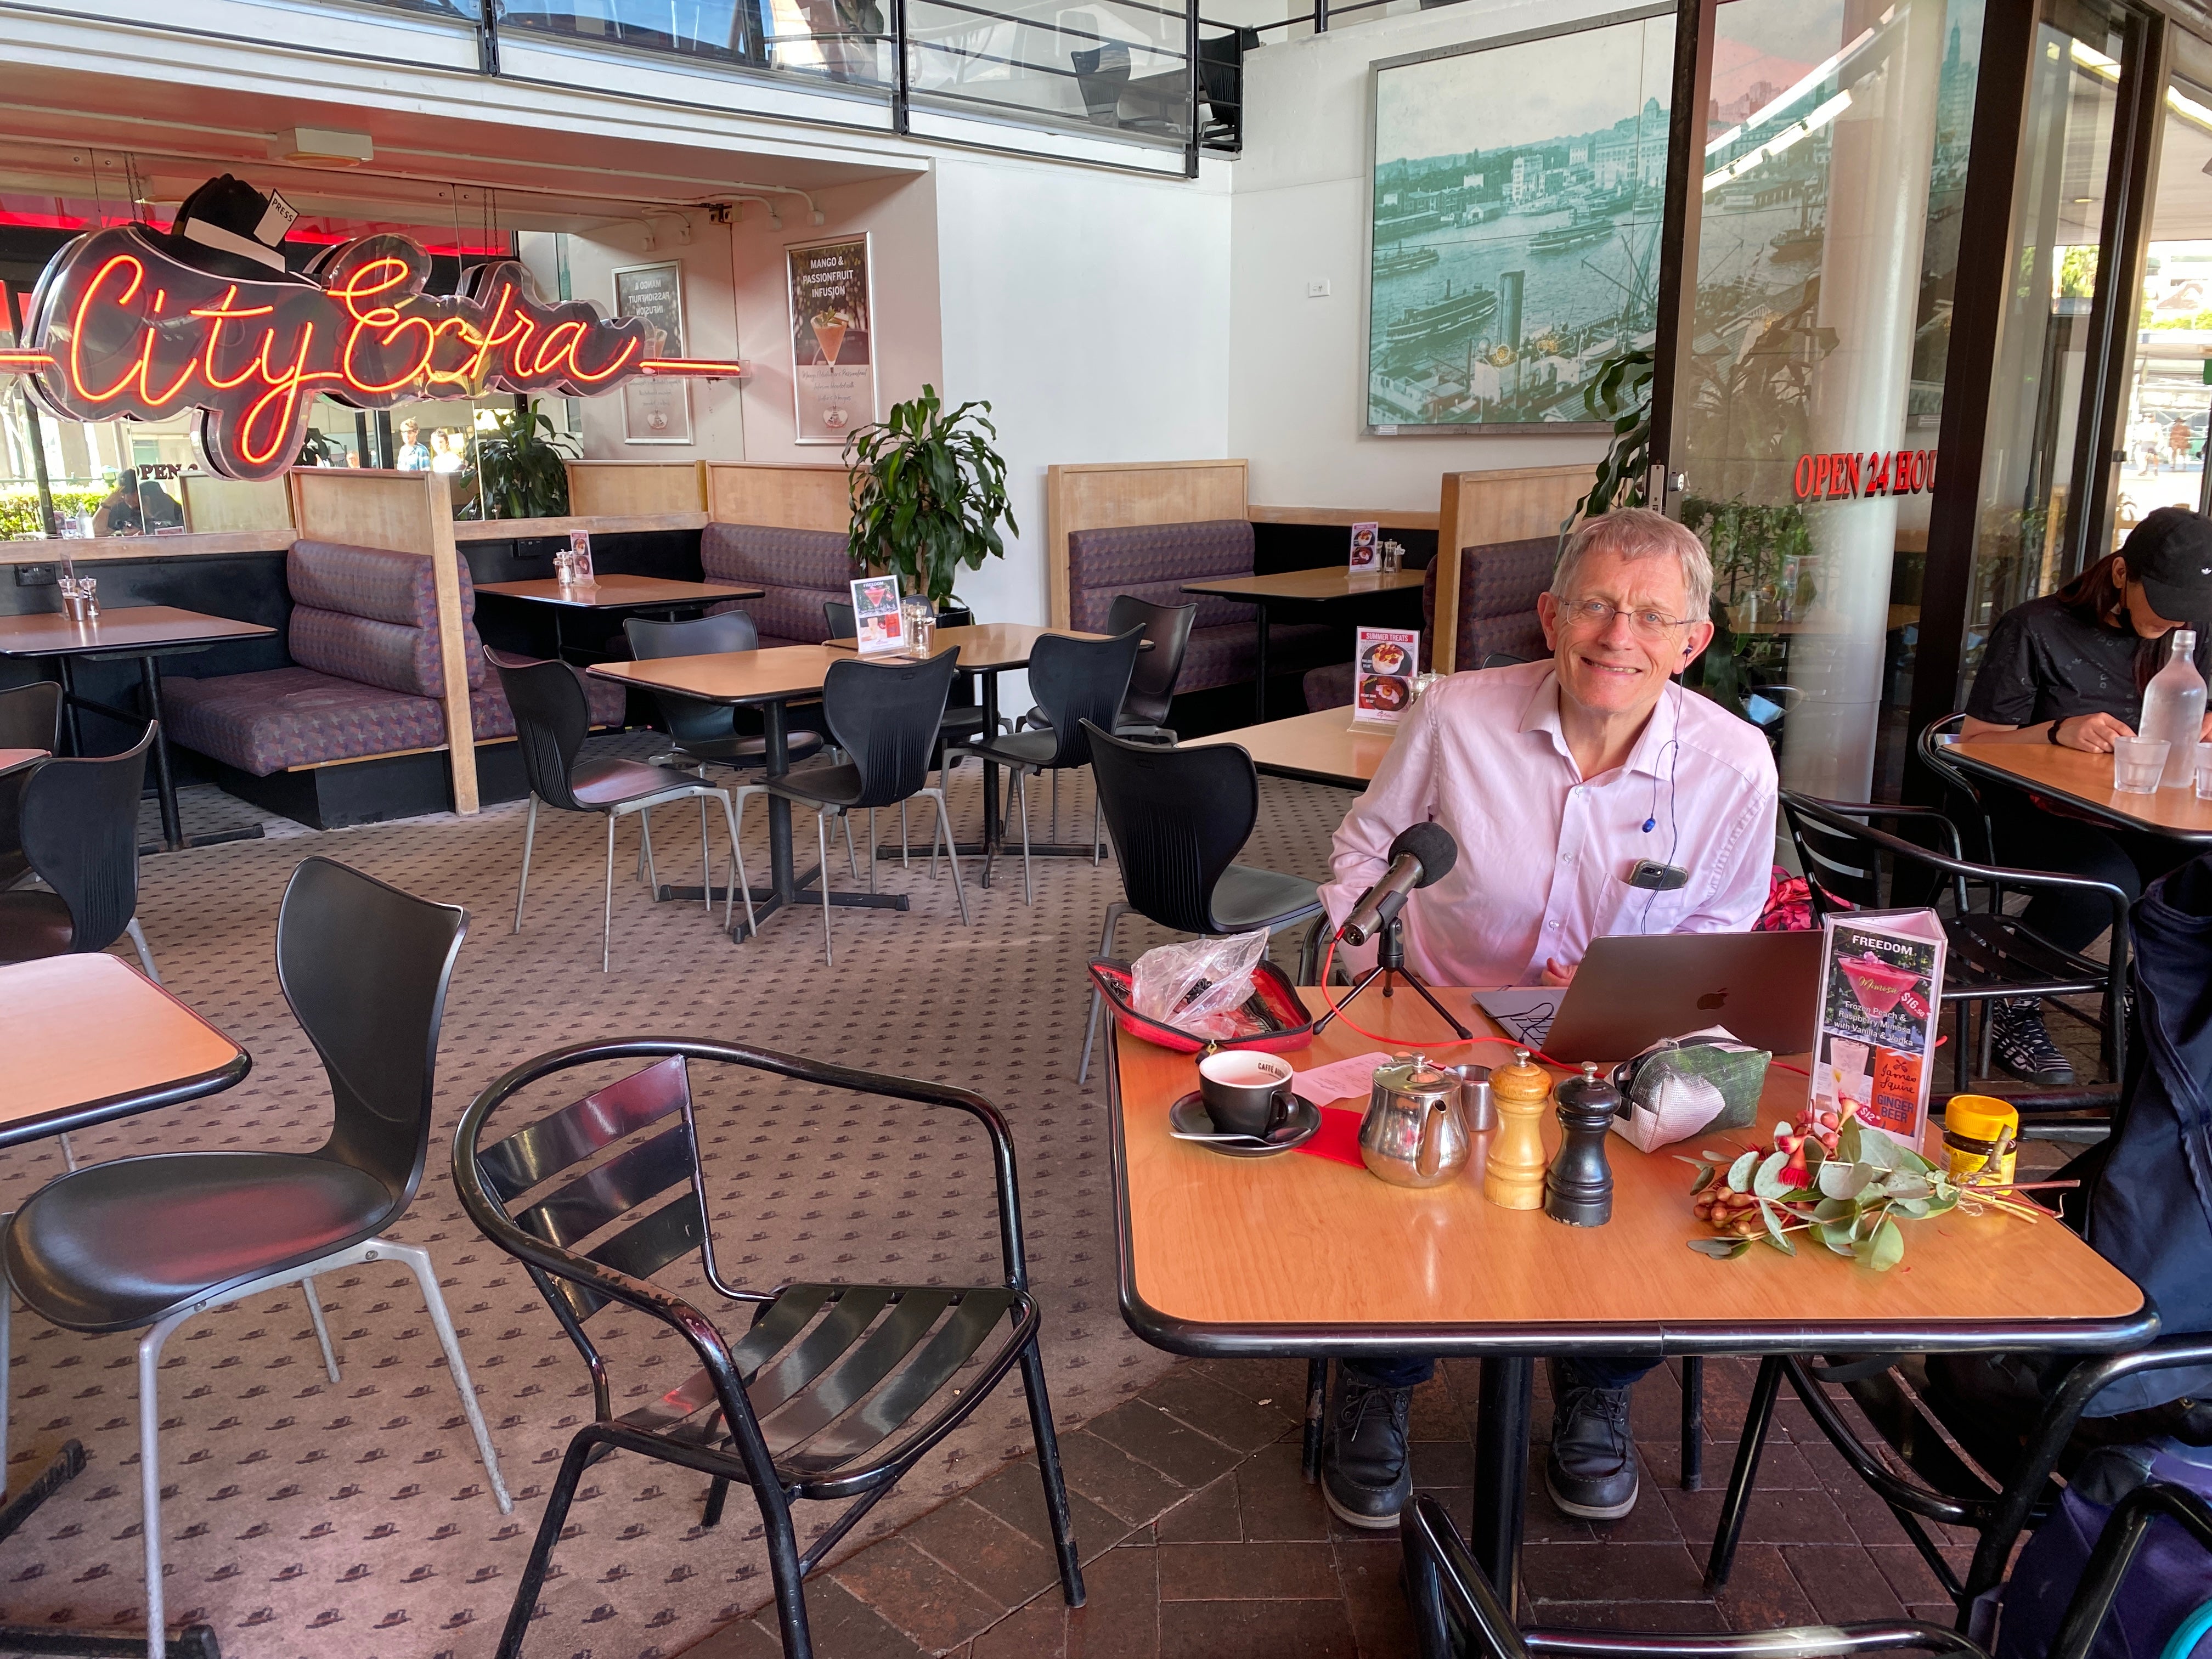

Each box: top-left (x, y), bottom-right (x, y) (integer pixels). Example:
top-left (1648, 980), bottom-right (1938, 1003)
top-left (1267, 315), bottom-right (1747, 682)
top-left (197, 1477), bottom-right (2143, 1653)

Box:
top-left (968, 629), bottom-right (1143, 905)
top-left (1703, 1334), bottom-right (2212, 1628)
top-left (761, 648), bottom-right (968, 966)
top-left (452, 1039), bottom-right (1085, 1659)
top-left (1917, 713), bottom-right (1997, 865)
top-left (0, 722), bottom-right (159, 981)
top-left (1781, 791), bottom-right (2128, 1093)
top-left (490, 649), bottom-right (756, 970)
top-left (0, 680), bottom-right (62, 890)
top-left (623, 610), bottom-right (827, 777)
top-left (1408, 1477), bottom-right (2212, 1659)
top-left (1078, 723), bottom-right (1324, 1083)
top-left (1, 856), bottom-right (510, 1659)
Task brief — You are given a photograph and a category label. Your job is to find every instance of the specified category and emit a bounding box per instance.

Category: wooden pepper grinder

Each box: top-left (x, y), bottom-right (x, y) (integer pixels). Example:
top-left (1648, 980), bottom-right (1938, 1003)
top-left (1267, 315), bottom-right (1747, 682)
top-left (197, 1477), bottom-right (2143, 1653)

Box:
top-left (1545, 1062), bottom-right (1618, 1227)
top-left (1483, 1047), bottom-right (1552, 1210)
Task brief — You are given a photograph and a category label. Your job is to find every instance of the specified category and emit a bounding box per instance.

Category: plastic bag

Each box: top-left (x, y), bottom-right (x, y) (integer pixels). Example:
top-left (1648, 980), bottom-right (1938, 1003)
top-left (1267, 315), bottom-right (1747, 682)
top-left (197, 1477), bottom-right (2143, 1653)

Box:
top-left (1128, 929), bottom-right (1271, 1040)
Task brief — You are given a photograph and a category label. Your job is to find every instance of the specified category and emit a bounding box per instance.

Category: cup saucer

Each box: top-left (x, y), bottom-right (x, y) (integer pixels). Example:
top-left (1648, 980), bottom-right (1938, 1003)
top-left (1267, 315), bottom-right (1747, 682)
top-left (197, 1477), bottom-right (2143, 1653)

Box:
top-left (1168, 1091), bottom-right (1322, 1158)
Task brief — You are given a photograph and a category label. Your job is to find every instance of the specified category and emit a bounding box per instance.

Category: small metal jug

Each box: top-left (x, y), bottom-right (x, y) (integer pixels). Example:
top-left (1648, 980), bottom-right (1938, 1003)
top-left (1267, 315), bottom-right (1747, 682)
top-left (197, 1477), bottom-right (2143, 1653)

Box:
top-left (1359, 1053), bottom-right (1470, 1188)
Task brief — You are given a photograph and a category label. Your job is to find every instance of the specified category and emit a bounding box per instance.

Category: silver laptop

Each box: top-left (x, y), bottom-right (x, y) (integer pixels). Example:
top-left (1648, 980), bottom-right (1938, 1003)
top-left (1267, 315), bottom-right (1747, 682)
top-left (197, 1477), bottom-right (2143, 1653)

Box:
top-left (1474, 930), bottom-right (1823, 1064)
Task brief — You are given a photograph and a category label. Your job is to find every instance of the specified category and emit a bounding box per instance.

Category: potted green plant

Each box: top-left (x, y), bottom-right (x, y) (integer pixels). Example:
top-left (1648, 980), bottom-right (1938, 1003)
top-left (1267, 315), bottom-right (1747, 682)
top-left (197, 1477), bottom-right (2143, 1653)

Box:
top-left (457, 399), bottom-right (579, 521)
top-left (844, 384), bottom-right (1014, 619)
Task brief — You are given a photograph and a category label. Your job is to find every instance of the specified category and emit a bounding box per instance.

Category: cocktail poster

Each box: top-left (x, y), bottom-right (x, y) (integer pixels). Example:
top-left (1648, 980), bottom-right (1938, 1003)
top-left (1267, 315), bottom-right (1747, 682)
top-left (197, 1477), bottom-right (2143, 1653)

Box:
top-left (1810, 910), bottom-right (1945, 1153)
top-left (613, 261), bottom-right (692, 445)
top-left (850, 574), bottom-right (906, 656)
top-left (788, 234), bottom-right (877, 446)
top-left (1348, 521), bottom-right (1380, 573)
top-left (1351, 625), bottom-right (1419, 728)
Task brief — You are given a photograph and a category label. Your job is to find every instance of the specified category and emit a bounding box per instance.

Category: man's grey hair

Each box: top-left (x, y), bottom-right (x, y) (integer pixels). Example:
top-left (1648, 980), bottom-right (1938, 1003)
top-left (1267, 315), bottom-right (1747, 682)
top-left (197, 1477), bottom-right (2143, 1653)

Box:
top-left (1551, 508), bottom-right (1713, 622)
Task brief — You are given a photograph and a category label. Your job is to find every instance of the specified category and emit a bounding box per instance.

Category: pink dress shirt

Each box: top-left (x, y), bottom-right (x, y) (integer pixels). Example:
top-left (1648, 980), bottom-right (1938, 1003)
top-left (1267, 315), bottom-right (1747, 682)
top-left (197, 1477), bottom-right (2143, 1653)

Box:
top-left (1319, 662), bottom-right (1779, 988)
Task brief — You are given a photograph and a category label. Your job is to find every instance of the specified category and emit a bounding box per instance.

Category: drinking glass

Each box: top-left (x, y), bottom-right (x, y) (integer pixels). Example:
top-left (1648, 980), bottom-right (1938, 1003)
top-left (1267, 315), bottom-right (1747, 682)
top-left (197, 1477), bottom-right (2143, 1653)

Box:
top-left (2113, 736), bottom-right (2169, 794)
top-left (2196, 741), bottom-right (2212, 802)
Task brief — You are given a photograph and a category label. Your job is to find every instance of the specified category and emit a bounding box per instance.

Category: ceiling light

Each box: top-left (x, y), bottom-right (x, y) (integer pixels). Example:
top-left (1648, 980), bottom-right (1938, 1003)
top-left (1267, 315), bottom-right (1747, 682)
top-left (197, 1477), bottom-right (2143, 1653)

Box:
top-left (274, 127), bottom-right (374, 168)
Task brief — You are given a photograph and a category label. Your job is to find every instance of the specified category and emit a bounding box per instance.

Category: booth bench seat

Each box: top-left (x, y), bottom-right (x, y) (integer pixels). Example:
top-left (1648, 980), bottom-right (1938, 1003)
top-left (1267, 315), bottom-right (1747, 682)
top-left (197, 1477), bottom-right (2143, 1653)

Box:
top-left (1302, 534), bottom-right (1554, 709)
top-left (164, 538), bottom-right (623, 827)
top-left (1066, 519), bottom-right (1334, 696)
top-left (700, 522), bottom-right (862, 647)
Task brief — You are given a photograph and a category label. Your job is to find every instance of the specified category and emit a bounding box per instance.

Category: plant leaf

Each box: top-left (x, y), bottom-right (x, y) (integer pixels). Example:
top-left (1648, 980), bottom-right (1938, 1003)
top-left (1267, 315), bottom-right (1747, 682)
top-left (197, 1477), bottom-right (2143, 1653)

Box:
top-left (1752, 1150), bottom-right (1792, 1199)
top-left (1758, 1201), bottom-right (1796, 1255)
top-left (1867, 1217), bottom-right (1906, 1271)
top-left (1688, 1237), bottom-right (1752, 1260)
top-left (1689, 1164), bottom-right (1717, 1195)
top-left (1727, 1150), bottom-right (1757, 1192)
top-left (1818, 1160), bottom-right (1873, 1201)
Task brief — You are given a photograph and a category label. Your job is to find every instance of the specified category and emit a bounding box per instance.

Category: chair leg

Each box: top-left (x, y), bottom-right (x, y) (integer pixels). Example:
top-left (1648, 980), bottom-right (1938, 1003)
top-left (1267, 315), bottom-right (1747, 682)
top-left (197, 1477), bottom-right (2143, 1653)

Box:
top-left (900, 800), bottom-right (911, 868)
top-left (1050, 766), bottom-right (1060, 842)
top-left (718, 793), bottom-right (759, 940)
top-left (867, 807), bottom-right (878, 894)
top-left (58, 1133), bottom-right (76, 1172)
top-left (816, 811), bottom-right (834, 967)
top-left (136, 1308), bottom-right (192, 1659)
top-left (927, 788), bottom-right (969, 926)
top-left (1954, 1000), bottom-right (1969, 1092)
top-left (702, 1476), bottom-right (730, 1530)
top-left (843, 812), bottom-right (859, 881)
top-left (698, 797), bottom-right (713, 914)
top-left (1079, 901), bottom-right (1129, 1085)
top-left (1680, 1356), bottom-right (1703, 1491)
top-left (1, 1279), bottom-right (10, 1480)
top-left (302, 1273), bottom-right (340, 1384)
top-left (641, 807), bottom-right (659, 899)
top-left (385, 1239), bottom-right (512, 1514)
top-left (496, 1427), bottom-right (598, 1659)
top-left (513, 795), bottom-right (539, 933)
top-left (125, 917), bottom-right (159, 983)
top-left (1092, 787), bottom-right (1102, 866)
top-left (1015, 769), bottom-right (1035, 906)
top-left (1017, 1338), bottom-right (1086, 1608)
top-left (1703, 1354), bottom-right (1786, 1590)
top-left (1302, 1358), bottom-right (1328, 1481)
top-left (602, 812), bottom-right (618, 974)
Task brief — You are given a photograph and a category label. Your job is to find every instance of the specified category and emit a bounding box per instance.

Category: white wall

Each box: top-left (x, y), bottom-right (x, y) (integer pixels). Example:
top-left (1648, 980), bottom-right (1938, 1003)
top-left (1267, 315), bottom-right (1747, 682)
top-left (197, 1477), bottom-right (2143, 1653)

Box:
top-left (1229, 0), bottom-right (1623, 515)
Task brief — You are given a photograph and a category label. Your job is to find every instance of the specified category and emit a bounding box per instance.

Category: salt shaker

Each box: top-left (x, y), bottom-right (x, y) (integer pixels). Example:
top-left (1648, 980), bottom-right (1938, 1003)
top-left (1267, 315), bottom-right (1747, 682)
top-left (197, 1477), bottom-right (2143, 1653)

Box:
top-left (76, 575), bottom-right (98, 622)
top-left (1545, 1062), bottom-right (1618, 1228)
top-left (1483, 1048), bottom-right (1551, 1211)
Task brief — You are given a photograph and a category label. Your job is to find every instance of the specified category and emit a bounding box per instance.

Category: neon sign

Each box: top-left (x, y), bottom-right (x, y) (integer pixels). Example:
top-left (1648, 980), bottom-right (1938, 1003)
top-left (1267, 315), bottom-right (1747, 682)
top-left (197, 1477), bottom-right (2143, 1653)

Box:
top-left (1791, 448), bottom-right (1937, 503)
top-left (1, 224), bottom-right (742, 482)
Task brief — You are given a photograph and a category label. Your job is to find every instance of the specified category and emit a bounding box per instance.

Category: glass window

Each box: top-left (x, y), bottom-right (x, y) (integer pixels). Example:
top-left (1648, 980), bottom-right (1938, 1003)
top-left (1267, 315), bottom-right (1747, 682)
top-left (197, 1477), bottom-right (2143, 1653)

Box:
top-left (1668, 0), bottom-right (1982, 800)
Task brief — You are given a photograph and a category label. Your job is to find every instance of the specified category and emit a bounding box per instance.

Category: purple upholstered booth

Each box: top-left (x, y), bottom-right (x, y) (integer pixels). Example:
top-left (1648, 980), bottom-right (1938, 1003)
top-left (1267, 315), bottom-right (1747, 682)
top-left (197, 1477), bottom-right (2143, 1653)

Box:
top-left (1064, 519), bottom-right (1333, 697)
top-left (166, 539), bottom-right (624, 777)
top-left (1302, 535), bottom-right (1555, 710)
top-left (699, 522), bottom-right (864, 648)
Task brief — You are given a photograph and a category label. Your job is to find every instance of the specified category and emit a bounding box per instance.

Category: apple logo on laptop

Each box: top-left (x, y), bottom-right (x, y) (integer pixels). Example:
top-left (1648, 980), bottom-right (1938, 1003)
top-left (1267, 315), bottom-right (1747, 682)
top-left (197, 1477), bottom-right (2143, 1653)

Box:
top-left (1696, 988), bottom-right (1729, 1011)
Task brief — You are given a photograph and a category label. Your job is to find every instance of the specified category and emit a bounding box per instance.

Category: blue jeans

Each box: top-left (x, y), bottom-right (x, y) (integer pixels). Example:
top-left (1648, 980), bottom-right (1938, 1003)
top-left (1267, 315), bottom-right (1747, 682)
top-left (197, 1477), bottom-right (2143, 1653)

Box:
top-left (1344, 1355), bottom-right (1657, 1392)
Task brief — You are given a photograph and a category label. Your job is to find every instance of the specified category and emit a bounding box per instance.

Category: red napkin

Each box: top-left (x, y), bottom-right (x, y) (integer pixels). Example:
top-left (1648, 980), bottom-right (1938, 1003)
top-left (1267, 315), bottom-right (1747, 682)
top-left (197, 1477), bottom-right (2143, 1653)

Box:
top-left (1297, 1106), bottom-right (1368, 1169)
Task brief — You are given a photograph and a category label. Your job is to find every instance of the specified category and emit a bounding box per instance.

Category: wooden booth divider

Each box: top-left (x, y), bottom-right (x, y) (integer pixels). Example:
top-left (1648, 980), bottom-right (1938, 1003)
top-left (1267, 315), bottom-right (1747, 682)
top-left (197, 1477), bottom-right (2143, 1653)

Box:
top-left (1043, 459), bottom-right (1249, 629)
top-left (286, 467), bottom-right (481, 816)
top-left (1432, 464), bottom-right (1586, 674)
top-left (703, 461), bottom-right (853, 532)
top-left (563, 459), bottom-right (710, 521)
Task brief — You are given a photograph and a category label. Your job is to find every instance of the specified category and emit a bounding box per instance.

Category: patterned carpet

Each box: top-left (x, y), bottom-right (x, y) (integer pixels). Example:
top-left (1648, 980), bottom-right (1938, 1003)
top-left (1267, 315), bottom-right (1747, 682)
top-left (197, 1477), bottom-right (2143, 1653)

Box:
top-left (0, 738), bottom-right (1351, 1658)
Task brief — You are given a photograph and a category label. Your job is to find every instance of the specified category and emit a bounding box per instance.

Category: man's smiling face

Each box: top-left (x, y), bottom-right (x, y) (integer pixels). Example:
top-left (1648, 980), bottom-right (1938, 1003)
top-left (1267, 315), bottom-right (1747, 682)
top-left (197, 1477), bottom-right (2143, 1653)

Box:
top-left (1536, 545), bottom-right (1714, 723)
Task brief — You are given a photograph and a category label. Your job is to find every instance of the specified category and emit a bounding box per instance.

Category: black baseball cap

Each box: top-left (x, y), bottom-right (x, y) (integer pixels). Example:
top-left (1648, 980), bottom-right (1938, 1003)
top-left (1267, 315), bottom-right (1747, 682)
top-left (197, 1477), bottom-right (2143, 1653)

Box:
top-left (2120, 506), bottom-right (2212, 622)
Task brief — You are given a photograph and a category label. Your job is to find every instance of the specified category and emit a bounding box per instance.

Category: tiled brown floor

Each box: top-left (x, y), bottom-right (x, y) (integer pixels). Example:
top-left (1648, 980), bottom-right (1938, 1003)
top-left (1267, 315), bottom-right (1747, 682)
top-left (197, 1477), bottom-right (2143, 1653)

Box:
top-left (685, 1350), bottom-right (1989, 1658)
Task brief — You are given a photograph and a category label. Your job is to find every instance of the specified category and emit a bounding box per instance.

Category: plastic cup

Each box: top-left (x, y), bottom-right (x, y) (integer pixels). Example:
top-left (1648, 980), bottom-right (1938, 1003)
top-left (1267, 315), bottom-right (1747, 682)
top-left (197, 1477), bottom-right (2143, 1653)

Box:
top-left (2113, 736), bottom-right (2169, 794)
top-left (2197, 741), bottom-right (2212, 802)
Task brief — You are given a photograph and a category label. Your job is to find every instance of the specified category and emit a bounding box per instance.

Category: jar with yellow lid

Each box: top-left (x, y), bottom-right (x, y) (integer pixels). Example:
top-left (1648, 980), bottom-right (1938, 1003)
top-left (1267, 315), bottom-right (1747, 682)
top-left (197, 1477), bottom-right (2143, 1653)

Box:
top-left (1943, 1094), bottom-right (2018, 1186)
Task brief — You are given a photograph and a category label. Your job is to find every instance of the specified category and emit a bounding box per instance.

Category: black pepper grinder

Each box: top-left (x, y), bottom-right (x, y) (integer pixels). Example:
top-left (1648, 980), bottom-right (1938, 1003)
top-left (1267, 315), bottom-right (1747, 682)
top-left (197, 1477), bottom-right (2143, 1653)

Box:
top-left (1545, 1062), bottom-right (1618, 1227)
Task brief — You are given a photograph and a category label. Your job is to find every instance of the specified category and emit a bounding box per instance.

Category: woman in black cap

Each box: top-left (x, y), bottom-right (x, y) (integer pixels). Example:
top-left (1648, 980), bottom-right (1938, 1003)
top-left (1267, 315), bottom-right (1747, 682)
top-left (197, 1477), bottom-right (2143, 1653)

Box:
top-left (1960, 504), bottom-right (2212, 1084)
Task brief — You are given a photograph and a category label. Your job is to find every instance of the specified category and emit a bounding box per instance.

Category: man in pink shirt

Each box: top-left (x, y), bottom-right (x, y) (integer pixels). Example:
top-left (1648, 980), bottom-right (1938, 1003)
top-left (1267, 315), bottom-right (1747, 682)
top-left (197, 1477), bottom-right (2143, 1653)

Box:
top-left (1318, 509), bottom-right (1778, 1531)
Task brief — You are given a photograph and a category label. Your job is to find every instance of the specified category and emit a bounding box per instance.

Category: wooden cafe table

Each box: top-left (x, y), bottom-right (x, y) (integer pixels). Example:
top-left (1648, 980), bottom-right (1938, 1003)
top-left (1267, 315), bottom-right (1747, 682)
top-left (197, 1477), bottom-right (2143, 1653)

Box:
top-left (474, 574), bottom-right (764, 662)
top-left (1188, 705), bottom-right (1398, 792)
top-left (1180, 565), bottom-right (1425, 721)
top-left (0, 951), bottom-right (248, 1658)
top-left (1942, 737), bottom-right (2212, 844)
top-left (1107, 985), bottom-right (2153, 1613)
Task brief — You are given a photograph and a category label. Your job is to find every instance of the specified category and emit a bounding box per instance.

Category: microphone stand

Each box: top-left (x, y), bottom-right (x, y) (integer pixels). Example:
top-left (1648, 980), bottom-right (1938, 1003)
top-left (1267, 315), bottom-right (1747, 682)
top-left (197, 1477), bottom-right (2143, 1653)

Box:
top-left (1311, 912), bottom-right (1470, 1039)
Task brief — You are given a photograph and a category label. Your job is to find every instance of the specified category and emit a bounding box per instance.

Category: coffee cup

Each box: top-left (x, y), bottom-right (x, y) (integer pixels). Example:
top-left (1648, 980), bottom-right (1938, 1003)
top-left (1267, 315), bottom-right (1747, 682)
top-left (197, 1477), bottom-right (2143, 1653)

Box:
top-left (1197, 1050), bottom-right (1295, 1138)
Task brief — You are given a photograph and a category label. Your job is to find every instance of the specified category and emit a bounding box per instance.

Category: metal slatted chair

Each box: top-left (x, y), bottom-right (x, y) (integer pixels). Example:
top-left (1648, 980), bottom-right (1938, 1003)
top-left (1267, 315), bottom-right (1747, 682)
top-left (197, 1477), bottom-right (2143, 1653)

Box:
top-left (453, 1039), bottom-right (1085, 1659)
top-left (1407, 1478), bottom-right (2212, 1659)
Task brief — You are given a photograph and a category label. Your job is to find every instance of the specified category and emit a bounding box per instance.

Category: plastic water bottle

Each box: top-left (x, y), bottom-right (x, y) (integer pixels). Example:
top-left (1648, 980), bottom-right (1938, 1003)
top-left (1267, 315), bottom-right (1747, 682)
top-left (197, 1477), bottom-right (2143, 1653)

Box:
top-left (2141, 629), bottom-right (2207, 788)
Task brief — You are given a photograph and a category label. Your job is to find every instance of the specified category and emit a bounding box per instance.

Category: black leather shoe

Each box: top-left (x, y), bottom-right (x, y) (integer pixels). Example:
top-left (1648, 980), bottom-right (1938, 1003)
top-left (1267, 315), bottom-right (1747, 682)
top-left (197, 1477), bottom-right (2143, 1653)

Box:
top-left (1544, 1360), bottom-right (1639, 1521)
top-left (1322, 1372), bottom-right (1413, 1530)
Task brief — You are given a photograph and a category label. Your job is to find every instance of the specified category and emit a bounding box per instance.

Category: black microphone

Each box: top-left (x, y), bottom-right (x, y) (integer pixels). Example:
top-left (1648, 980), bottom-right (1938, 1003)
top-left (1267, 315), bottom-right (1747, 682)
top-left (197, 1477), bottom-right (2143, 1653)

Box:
top-left (1340, 821), bottom-right (1458, 945)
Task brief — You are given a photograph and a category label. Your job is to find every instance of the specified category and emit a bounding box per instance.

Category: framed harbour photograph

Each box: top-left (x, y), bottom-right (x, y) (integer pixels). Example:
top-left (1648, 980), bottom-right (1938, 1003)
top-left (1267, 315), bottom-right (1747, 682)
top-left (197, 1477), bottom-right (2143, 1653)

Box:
top-left (613, 261), bottom-right (693, 445)
top-left (787, 233), bottom-right (878, 446)
top-left (1365, 4), bottom-right (1674, 434)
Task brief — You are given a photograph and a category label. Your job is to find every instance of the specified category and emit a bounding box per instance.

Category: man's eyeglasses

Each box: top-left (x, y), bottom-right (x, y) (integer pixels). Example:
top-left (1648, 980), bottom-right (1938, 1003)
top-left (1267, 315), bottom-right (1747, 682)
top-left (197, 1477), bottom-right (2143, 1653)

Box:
top-left (1560, 597), bottom-right (1696, 639)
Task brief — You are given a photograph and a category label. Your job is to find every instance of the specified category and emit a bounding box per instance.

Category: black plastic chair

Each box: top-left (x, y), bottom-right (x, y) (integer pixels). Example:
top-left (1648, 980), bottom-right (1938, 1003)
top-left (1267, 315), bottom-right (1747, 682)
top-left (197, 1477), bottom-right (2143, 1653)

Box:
top-left (1408, 1476), bottom-right (2212, 1659)
top-left (490, 649), bottom-right (757, 970)
top-left (1703, 1334), bottom-right (2212, 1627)
top-left (1782, 791), bottom-right (2128, 1093)
top-left (1077, 723), bottom-right (1323, 1083)
top-left (0, 721), bottom-right (159, 981)
top-left (1020, 596), bottom-right (1196, 839)
top-left (624, 610), bottom-right (827, 776)
top-left (969, 629), bottom-right (1143, 905)
top-left (453, 1039), bottom-right (1086, 1659)
top-left (0, 856), bottom-right (510, 1658)
top-left (763, 648), bottom-right (968, 965)
top-left (0, 681), bottom-right (62, 890)
top-left (822, 598), bottom-right (994, 856)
